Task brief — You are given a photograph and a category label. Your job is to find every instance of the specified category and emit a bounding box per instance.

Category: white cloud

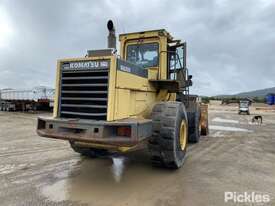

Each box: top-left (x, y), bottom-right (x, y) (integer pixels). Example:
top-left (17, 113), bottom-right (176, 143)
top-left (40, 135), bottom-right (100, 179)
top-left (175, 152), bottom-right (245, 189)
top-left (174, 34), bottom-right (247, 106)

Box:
top-left (0, 6), bottom-right (14, 49)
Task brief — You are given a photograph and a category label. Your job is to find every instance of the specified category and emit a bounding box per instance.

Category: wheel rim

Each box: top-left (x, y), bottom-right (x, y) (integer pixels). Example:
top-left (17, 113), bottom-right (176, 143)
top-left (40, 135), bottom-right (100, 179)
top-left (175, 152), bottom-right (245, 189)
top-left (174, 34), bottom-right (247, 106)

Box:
top-left (179, 120), bottom-right (187, 150)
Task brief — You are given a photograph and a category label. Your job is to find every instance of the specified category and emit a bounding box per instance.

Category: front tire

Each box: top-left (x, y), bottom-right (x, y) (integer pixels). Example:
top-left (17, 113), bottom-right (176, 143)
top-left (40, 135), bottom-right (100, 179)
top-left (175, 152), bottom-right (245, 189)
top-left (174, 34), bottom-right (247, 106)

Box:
top-left (148, 102), bottom-right (188, 169)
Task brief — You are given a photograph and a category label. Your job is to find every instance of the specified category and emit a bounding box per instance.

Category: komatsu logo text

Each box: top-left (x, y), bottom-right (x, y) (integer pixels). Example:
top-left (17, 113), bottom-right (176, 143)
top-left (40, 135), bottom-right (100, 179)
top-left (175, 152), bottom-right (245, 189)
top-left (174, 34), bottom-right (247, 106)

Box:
top-left (63, 60), bottom-right (109, 70)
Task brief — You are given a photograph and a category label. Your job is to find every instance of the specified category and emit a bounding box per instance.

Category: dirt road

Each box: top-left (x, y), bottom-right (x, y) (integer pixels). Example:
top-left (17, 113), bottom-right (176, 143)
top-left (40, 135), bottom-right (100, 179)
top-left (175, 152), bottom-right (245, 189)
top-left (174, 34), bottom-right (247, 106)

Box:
top-left (0, 106), bottom-right (274, 206)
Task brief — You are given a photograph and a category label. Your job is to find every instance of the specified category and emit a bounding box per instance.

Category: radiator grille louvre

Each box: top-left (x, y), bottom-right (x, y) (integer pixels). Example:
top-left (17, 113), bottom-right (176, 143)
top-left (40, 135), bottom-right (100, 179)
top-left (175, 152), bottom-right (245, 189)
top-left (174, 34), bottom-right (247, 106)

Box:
top-left (59, 69), bottom-right (109, 120)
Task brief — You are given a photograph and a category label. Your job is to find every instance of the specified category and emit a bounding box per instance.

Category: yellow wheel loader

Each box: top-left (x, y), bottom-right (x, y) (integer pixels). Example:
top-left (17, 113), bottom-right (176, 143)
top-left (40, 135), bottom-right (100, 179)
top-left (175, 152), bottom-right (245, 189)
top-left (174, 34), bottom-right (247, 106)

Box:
top-left (37, 20), bottom-right (209, 169)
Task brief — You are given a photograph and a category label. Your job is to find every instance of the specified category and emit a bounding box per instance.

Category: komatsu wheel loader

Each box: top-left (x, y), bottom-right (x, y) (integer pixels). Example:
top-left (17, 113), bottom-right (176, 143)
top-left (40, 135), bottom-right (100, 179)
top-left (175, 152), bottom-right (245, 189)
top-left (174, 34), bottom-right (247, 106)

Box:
top-left (37, 20), bottom-right (209, 169)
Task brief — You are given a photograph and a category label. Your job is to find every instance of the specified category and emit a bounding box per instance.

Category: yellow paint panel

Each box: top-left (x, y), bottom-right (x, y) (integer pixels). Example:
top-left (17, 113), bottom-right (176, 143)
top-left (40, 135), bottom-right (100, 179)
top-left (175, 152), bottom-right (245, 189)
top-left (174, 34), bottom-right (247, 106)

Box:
top-left (134, 91), bottom-right (156, 118)
top-left (159, 36), bottom-right (167, 80)
top-left (107, 56), bottom-right (117, 121)
top-left (113, 89), bottom-right (157, 120)
top-left (129, 92), bottom-right (136, 116)
top-left (148, 68), bottom-right (158, 80)
top-left (114, 88), bottom-right (130, 119)
top-left (53, 61), bottom-right (61, 118)
top-left (116, 70), bottom-right (155, 92)
top-left (113, 70), bottom-right (176, 120)
top-left (113, 70), bottom-right (158, 120)
top-left (135, 92), bottom-right (147, 115)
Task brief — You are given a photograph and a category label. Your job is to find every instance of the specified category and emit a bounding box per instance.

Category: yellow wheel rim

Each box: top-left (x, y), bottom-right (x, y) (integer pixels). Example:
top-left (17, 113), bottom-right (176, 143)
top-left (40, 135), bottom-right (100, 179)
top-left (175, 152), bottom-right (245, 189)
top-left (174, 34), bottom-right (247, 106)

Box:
top-left (199, 119), bottom-right (202, 134)
top-left (180, 120), bottom-right (187, 150)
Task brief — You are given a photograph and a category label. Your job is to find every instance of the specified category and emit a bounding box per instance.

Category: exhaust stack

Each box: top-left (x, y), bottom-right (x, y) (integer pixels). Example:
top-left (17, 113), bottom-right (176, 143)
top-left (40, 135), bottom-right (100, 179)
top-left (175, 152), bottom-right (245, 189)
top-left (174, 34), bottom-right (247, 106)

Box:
top-left (107, 20), bottom-right (116, 49)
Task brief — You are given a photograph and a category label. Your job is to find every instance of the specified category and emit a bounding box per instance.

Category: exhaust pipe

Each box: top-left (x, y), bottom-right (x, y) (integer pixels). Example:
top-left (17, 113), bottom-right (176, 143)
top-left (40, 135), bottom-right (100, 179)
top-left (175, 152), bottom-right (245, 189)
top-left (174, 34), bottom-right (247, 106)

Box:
top-left (107, 20), bottom-right (116, 49)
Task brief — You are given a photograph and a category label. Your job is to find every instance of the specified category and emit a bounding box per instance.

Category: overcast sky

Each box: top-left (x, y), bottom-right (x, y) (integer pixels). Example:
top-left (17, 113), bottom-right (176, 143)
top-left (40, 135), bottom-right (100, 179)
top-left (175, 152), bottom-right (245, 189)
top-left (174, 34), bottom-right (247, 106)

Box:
top-left (0, 0), bottom-right (274, 96)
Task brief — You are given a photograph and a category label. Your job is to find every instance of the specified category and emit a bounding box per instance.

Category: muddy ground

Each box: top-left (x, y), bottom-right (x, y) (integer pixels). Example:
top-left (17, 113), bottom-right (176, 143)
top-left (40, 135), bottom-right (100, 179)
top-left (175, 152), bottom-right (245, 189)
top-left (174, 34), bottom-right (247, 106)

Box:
top-left (0, 105), bottom-right (274, 206)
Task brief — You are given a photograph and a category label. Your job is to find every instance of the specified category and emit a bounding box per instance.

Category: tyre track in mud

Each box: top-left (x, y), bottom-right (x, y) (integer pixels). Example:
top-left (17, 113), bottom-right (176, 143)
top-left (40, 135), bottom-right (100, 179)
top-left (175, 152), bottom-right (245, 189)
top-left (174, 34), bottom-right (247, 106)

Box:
top-left (0, 146), bottom-right (70, 158)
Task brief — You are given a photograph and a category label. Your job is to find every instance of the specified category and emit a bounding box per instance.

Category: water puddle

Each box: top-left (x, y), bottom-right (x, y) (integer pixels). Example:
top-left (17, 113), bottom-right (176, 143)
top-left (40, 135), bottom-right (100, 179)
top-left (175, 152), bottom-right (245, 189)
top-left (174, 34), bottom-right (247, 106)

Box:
top-left (41, 179), bottom-right (68, 202)
top-left (212, 117), bottom-right (239, 124)
top-left (38, 152), bottom-right (173, 205)
top-left (41, 156), bottom-right (128, 203)
top-left (210, 125), bottom-right (252, 132)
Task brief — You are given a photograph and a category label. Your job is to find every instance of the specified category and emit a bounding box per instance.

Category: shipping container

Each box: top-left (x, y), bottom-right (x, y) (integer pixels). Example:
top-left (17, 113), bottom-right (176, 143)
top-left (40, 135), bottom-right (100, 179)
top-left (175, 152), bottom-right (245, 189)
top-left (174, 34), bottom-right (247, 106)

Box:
top-left (266, 93), bottom-right (275, 105)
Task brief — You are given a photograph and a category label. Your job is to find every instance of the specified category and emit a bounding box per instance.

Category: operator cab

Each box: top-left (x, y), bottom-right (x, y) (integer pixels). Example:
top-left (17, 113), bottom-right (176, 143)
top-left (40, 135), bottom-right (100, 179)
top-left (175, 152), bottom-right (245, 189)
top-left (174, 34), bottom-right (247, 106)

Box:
top-left (119, 30), bottom-right (192, 94)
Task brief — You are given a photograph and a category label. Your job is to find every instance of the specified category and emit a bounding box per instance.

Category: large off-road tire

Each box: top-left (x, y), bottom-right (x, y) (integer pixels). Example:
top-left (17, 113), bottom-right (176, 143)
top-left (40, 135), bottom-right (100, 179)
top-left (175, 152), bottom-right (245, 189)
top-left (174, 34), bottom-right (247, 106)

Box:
top-left (188, 104), bottom-right (201, 143)
top-left (148, 102), bottom-right (188, 169)
top-left (69, 141), bottom-right (108, 158)
top-left (201, 117), bottom-right (209, 136)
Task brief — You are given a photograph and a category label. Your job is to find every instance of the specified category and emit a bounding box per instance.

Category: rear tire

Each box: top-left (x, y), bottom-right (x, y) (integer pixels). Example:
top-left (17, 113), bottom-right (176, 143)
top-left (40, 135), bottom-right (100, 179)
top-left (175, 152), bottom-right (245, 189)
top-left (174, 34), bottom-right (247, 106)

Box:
top-left (69, 141), bottom-right (108, 158)
top-left (201, 117), bottom-right (209, 136)
top-left (188, 104), bottom-right (201, 143)
top-left (148, 102), bottom-right (188, 169)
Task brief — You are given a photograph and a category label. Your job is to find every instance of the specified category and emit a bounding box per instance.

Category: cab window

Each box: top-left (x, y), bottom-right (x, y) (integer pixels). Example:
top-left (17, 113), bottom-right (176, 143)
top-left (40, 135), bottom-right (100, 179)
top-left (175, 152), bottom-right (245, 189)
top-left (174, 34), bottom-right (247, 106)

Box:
top-left (126, 43), bottom-right (159, 68)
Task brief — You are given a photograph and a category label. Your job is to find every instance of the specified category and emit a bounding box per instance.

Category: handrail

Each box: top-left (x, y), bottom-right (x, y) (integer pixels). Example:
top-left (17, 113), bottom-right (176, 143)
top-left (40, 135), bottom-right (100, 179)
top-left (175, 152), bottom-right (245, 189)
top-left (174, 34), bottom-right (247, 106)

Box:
top-left (160, 50), bottom-right (187, 82)
top-left (159, 50), bottom-right (190, 106)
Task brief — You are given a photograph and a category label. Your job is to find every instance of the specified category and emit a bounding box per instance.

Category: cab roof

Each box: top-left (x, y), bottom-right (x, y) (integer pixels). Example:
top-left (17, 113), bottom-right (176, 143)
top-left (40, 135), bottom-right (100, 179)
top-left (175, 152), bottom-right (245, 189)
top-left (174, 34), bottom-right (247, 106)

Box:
top-left (119, 29), bottom-right (174, 42)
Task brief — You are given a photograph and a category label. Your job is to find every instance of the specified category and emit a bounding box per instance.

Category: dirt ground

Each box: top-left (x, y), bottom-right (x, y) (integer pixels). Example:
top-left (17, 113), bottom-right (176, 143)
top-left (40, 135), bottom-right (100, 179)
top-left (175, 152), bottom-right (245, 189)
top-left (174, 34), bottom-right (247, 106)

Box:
top-left (0, 105), bottom-right (274, 206)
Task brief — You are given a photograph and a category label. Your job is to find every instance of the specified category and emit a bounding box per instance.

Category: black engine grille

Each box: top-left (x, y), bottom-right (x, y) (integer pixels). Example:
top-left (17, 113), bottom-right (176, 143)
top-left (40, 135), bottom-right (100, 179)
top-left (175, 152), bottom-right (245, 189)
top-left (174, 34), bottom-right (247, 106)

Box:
top-left (59, 69), bottom-right (109, 120)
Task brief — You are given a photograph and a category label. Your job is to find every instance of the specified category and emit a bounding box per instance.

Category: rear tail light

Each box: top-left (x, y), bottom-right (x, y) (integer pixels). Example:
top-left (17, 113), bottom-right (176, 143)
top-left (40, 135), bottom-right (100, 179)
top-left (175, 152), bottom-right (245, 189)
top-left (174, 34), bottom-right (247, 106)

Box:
top-left (117, 126), bottom-right (131, 137)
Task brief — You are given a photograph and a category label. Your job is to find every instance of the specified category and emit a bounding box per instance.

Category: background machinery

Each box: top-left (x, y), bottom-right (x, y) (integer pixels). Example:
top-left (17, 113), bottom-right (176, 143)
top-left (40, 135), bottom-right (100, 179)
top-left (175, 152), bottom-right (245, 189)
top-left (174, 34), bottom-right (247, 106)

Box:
top-left (239, 100), bottom-right (250, 115)
top-left (37, 20), bottom-right (209, 169)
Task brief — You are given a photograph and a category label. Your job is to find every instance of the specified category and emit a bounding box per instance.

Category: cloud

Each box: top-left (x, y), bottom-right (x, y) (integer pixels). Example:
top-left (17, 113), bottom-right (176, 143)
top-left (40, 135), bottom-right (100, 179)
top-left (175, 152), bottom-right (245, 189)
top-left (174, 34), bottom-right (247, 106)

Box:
top-left (0, 0), bottom-right (275, 96)
top-left (0, 5), bottom-right (14, 49)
